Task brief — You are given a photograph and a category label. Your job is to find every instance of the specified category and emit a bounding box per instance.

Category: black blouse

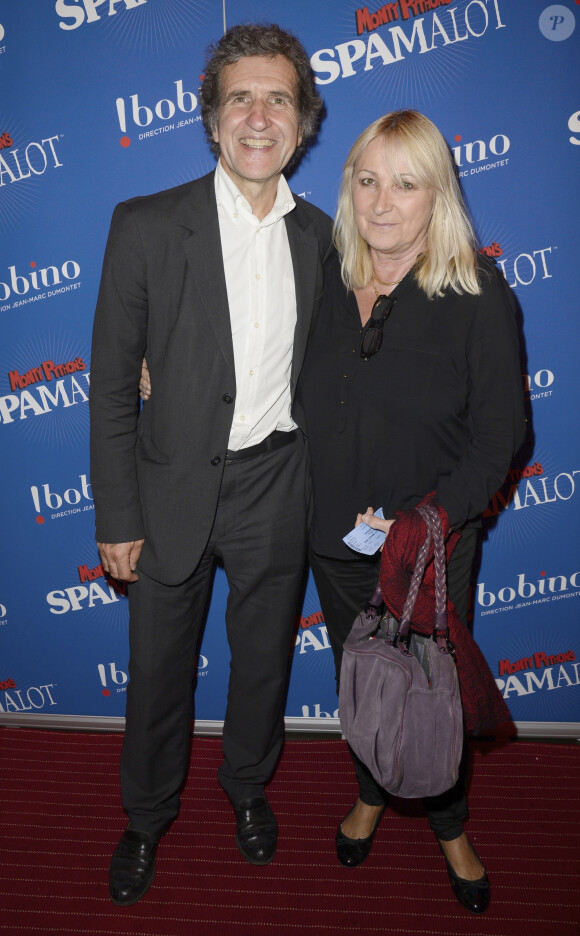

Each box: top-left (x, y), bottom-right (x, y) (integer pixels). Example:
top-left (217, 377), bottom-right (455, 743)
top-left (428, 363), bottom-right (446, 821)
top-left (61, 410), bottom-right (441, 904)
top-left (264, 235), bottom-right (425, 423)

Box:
top-left (296, 250), bottom-right (526, 560)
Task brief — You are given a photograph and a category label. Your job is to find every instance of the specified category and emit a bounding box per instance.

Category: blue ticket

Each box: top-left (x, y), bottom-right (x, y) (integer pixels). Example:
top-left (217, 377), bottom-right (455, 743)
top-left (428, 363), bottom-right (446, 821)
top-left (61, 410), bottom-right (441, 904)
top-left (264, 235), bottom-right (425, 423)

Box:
top-left (342, 507), bottom-right (386, 555)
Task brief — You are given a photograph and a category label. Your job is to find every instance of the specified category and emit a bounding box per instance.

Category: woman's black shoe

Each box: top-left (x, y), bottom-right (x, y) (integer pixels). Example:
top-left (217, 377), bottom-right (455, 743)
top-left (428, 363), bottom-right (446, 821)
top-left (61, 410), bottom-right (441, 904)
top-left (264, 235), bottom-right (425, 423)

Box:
top-left (336, 804), bottom-right (384, 868)
top-left (438, 839), bottom-right (490, 914)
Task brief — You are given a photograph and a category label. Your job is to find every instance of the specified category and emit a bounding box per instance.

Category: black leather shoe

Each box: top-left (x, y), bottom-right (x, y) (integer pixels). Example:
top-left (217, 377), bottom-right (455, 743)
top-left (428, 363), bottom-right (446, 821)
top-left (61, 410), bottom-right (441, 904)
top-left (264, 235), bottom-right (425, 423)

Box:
top-left (234, 795), bottom-right (278, 865)
top-left (109, 827), bottom-right (161, 906)
top-left (336, 805), bottom-right (384, 868)
top-left (438, 839), bottom-right (490, 914)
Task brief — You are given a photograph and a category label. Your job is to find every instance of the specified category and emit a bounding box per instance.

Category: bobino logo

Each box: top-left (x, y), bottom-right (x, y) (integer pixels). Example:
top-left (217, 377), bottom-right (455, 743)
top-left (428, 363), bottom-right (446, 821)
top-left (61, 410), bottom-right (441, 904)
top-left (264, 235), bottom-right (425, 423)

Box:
top-left (115, 79), bottom-right (199, 147)
top-left (301, 702), bottom-right (339, 719)
top-left (0, 602), bottom-right (6, 624)
top-left (0, 131), bottom-right (63, 187)
top-left (539, 4), bottom-right (575, 41)
top-left (453, 131), bottom-right (510, 179)
top-left (98, 657), bottom-right (207, 696)
top-left (56, 0), bottom-right (147, 31)
top-left (0, 355), bottom-right (89, 428)
top-left (477, 567), bottom-right (580, 617)
top-left (0, 21), bottom-right (5, 52)
top-left (522, 368), bottom-right (555, 401)
top-left (0, 679), bottom-right (57, 713)
top-left (30, 472), bottom-right (93, 524)
top-left (0, 258), bottom-right (81, 311)
top-left (98, 662), bottom-right (128, 696)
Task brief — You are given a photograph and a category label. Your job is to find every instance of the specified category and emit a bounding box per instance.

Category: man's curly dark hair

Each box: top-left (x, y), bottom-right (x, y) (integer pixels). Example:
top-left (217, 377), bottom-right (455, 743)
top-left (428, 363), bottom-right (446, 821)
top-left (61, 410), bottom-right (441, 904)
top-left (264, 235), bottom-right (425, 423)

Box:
top-left (201, 23), bottom-right (323, 165)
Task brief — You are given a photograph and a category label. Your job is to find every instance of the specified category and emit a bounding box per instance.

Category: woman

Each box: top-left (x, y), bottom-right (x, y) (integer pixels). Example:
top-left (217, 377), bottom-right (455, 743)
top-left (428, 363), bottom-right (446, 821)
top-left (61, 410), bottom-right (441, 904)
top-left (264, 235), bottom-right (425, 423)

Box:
top-left (140, 110), bottom-right (525, 912)
top-left (296, 110), bottom-right (525, 914)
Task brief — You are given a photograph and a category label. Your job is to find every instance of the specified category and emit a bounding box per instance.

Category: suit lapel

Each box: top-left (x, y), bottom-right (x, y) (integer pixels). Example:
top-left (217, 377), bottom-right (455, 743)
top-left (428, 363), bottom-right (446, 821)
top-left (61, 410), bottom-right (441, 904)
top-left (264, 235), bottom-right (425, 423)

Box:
top-left (285, 206), bottom-right (319, 391)
top-left (177, 173), bottom-right (235, 372)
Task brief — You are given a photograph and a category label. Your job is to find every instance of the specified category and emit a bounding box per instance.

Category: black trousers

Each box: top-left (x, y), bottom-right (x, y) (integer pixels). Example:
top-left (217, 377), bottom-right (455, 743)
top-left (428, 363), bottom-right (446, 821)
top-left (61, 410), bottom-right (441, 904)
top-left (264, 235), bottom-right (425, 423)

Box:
top-left (121, 433), bottom-right (309, 837)
top-left (309, 526), bottom-right (477, 841)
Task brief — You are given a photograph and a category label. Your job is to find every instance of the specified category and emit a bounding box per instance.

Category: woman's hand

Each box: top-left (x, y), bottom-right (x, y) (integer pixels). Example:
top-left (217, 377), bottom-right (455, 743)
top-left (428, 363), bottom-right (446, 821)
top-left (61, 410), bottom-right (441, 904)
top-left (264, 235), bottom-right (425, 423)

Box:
top-left (355, 506), bottom-right (394, 539)
top-left (139, 358), bottom-right (151, 400)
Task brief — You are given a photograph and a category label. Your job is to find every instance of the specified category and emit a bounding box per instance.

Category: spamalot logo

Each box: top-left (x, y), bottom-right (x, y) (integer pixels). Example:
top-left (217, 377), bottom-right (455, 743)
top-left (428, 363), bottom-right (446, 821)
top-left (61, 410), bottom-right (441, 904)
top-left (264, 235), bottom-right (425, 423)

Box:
top-left (55, 0), bottom-right (147, 31)
top-left (0, 357), bottom-right (89, 426)
top-left (311, 0), bottom-right (505, 84)
top-left (0, 681), bottom-right (57, 712)
top-left (495, 647), bottom-right (580, 701)
top-left (9, 357), bottom-right (86, 392)
top-left (0, 134), bottom-right (63, 186)
top-left (483, 462), bottom-right (580, 519)
top-left (46, 558), bottom-right (127, 612)
top-left (356, 0), bottom-right (454, 34)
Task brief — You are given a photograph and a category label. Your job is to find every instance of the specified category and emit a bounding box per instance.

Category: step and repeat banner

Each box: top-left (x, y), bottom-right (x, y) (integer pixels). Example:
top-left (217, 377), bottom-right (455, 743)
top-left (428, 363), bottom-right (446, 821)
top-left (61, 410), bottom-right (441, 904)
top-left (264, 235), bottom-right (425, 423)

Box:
top-left (1, 1), bottom-right (579, 733)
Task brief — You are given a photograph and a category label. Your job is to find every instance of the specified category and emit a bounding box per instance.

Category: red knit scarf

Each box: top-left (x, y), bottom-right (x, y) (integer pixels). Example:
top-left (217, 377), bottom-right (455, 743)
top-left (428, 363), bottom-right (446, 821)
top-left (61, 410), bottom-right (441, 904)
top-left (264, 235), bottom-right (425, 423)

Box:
top-left (379, 494), bottom-right (512, 735)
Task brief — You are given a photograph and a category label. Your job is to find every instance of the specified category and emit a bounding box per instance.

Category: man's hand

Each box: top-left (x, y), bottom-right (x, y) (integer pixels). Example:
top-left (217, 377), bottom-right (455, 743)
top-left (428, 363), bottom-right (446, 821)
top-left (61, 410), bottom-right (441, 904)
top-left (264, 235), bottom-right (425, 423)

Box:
top-left (98, 540), bottom-right (145, 582)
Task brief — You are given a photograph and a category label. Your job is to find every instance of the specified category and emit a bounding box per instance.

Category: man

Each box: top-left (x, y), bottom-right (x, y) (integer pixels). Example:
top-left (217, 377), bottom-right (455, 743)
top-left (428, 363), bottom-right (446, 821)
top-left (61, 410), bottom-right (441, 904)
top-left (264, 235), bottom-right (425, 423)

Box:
top-left (90, 23), bottom-right (332, 906)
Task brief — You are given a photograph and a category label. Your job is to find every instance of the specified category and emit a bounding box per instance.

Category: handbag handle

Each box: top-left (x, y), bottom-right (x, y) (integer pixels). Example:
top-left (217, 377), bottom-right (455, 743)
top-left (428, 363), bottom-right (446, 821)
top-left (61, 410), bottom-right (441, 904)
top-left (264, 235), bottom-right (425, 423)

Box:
top-left (379, 505), bottom-right (450, 648)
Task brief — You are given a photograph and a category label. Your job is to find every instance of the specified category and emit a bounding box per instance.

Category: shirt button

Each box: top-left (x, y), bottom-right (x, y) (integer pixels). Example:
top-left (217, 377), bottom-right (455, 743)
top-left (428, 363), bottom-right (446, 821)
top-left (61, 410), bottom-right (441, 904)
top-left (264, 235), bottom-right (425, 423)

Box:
top-left (222, 393), bottom-right (233, 404)
top-left (240, 415), bottom-right (246, 421)
top-left (211, 456), bottom-right (221, 466)
top-left (254, 322), bottom-right (259, 329)
top-left (233, 212), bottom-right (238, 219)
top-left (249, 369), bottom-right (254, 376)
top-left (255, 273), bottom-right (261, 280)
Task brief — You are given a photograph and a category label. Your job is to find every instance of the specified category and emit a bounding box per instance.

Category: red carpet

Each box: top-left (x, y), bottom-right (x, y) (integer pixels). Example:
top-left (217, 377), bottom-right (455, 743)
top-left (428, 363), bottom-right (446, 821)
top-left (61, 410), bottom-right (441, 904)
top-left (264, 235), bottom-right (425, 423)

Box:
top-left (1, 728), bottom-right (579, 935)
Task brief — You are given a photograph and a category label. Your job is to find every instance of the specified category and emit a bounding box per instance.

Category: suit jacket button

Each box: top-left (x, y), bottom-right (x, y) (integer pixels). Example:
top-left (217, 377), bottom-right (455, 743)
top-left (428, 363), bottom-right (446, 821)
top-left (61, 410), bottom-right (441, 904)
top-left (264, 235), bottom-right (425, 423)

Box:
top-left (222, 393), bottom-right (233, 404)
top-left (211, 456), bottom-right (221, 466)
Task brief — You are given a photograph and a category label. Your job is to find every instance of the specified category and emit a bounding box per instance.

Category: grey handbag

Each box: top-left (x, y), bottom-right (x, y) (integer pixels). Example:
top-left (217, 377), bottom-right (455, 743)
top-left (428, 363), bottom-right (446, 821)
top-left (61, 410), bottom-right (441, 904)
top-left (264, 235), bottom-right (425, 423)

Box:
top-left (338, 505), bottom-right (463, 798)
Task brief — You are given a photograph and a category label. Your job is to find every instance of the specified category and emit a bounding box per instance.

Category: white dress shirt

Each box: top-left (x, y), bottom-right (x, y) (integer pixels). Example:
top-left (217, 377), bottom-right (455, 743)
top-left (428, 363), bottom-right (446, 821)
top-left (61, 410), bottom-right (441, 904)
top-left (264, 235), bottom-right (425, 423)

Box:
top-left (215, 161), bottom-right (298, 451)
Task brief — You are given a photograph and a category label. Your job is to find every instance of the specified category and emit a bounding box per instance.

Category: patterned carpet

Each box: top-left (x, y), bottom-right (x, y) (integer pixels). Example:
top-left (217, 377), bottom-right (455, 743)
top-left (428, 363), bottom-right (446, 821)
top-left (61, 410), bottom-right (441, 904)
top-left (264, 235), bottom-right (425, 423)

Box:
top-left (1, 728), bottom-right (579, 935)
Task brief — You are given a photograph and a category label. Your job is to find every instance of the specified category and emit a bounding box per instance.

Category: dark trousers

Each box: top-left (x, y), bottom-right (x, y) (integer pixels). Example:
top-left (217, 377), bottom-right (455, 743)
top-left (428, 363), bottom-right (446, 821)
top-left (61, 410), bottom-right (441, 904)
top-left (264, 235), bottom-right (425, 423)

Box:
top-left (121, 433), bottom-right (309, 837)
top-left (309, 526), bottom-right (477, 841)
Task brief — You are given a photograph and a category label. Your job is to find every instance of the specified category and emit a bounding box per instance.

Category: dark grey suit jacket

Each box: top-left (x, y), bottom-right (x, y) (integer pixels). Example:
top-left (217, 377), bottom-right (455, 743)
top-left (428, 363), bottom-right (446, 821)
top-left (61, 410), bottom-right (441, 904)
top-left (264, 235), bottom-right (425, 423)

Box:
top-left (89, 170), bottom-right (333, 585)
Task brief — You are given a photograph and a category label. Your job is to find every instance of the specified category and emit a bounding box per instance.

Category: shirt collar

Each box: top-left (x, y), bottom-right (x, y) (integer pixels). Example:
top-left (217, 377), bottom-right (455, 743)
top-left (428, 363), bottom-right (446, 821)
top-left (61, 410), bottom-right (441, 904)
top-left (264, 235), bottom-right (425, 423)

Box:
top-left (215, 160), bottom-right (295, 228)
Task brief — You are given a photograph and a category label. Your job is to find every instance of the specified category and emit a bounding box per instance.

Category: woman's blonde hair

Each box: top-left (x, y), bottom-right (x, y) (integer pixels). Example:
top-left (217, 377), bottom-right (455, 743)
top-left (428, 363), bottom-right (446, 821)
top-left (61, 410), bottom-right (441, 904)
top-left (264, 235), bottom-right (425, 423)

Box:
top-left (334, 110), bottom-right (480, 298)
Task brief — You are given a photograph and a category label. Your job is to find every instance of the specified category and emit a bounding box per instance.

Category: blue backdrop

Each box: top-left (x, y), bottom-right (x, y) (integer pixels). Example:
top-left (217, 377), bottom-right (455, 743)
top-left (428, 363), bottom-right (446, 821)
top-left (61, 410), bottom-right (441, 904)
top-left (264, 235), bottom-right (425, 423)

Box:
top-left (1, 0), bottom-right (579, 733)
